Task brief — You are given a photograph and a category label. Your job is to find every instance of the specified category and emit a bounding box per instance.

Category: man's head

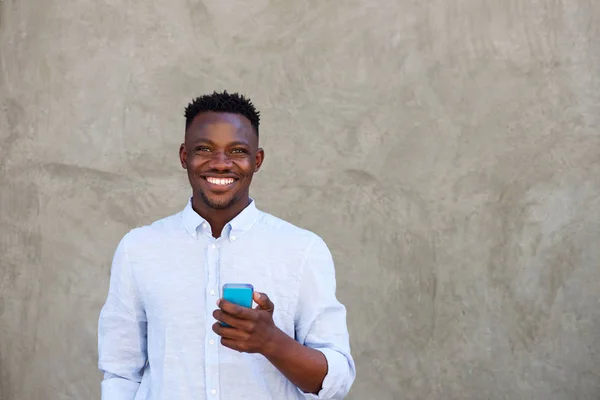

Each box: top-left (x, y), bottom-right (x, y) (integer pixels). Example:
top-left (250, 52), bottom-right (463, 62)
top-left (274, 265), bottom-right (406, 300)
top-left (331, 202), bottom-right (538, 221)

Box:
top-left (180, 91), bottom-right (264, 211)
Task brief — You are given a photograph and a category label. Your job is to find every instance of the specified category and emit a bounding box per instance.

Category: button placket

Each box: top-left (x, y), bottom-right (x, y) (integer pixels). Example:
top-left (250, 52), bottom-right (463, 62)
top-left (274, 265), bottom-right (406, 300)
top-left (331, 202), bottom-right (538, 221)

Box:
top-left (205, 239), bottom-right (220, 399)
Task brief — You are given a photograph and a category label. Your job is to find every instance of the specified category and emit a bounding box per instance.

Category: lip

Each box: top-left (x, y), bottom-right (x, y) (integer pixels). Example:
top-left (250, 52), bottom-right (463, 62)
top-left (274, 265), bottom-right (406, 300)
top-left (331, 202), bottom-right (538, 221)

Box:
top-left (201, 174), bottom-right (239, 179)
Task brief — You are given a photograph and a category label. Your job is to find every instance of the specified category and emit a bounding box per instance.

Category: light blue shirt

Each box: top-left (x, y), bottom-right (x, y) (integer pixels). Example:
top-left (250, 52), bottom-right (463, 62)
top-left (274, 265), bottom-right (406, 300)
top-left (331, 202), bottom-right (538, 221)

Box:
top-left (98, 198), bottom-right (356, 399)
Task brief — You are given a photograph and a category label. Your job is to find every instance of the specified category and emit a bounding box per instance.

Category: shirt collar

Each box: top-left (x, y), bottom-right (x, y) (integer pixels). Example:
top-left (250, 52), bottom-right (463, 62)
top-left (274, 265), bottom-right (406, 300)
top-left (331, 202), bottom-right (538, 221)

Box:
top-left (181, 197), bottom-right (260, 241)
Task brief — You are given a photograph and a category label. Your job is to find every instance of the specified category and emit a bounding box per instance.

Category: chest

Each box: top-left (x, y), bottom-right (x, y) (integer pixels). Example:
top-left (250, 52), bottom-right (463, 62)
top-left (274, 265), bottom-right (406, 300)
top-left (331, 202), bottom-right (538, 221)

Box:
top-left (130, 236), bottom-right (304, 331)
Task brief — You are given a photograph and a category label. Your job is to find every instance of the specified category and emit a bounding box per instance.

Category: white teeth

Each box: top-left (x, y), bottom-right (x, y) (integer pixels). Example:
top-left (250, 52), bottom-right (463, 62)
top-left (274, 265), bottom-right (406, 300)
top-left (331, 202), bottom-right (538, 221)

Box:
top-left (206, 177), bottom-right (234, 185)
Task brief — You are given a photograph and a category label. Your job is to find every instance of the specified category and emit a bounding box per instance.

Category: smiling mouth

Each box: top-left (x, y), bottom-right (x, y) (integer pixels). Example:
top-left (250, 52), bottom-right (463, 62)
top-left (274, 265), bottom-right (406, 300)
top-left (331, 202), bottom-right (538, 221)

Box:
top-left (204, 177), bottom-right (236, 186)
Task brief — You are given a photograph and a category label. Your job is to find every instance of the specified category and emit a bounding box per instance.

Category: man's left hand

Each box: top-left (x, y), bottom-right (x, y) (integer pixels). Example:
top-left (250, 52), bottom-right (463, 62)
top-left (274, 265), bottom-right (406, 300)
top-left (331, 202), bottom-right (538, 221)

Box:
top-left (212, 291), bottom-right (279, 354)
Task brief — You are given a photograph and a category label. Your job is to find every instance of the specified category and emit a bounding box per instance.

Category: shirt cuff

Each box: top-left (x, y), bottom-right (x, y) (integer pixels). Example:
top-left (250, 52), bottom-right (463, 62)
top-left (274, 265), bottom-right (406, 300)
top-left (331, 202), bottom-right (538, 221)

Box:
top-left (101, 375), bottom-right (140, 400)
top-left (297, 347), bottom-right (351, 399)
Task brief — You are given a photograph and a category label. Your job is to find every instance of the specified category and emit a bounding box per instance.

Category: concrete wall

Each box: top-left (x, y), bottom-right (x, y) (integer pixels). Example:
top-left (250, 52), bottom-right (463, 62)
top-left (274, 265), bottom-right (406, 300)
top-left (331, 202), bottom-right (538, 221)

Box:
top-left (1, 1), bottom-right (599, 399)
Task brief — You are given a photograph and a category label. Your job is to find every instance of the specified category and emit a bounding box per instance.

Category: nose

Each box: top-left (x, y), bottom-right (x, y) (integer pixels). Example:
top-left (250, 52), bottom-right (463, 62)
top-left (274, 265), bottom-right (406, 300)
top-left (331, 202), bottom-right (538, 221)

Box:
top-left (208, 150), bottom-right (232, 170)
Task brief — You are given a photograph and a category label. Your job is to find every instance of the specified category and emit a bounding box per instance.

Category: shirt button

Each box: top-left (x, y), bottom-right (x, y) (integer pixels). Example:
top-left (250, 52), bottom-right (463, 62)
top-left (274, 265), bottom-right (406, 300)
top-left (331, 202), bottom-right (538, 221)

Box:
top-left (231, 235), bottom-right (236, 241)
top-left (202, 223), bottom-right (208, 229)
top-left (211, 389), bottom-right (217, 395)
top-left (209, 339), bottom-right (215, 345)
top-left (210, 244), bottom-right (216, 249)
top-left (210, 289), bottom-right (215, 295)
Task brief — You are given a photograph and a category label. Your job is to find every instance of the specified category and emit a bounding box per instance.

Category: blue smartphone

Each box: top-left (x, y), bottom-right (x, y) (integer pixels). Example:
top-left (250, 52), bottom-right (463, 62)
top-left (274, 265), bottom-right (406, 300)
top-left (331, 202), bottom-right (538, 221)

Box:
top-left (220, 283), bottom-right (254, 326)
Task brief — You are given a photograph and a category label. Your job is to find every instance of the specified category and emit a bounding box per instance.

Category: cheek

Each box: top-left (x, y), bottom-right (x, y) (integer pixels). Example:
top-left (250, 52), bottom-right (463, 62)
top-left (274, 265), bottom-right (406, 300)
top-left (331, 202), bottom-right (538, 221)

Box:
top-left (187, 158), bottom-right (206, 172)
top-left (237, 160), bottom-right (256, 175)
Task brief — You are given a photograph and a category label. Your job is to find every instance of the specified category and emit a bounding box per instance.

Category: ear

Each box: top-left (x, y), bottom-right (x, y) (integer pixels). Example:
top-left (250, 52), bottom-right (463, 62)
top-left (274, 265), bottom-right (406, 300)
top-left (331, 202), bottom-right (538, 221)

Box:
top-left (254, 148), bottom-right (265, 172)
top-left (179, 143), bottom-right (187, 169)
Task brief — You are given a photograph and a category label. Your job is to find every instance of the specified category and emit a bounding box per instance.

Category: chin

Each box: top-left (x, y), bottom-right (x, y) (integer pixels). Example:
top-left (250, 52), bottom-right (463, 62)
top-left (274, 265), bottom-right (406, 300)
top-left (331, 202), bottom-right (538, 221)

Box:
top-left (200, 192), bottom-right (238, 210)
top-left (206, 200), bottom-right (234, 210)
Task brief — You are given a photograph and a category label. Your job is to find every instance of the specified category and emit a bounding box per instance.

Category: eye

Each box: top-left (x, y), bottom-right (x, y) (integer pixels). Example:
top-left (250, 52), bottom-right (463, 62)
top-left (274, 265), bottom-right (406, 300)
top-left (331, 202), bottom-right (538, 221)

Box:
top-left (231, 148), bottom-right (248, 154)
top-left (195, 146), bottom-right (211, 152)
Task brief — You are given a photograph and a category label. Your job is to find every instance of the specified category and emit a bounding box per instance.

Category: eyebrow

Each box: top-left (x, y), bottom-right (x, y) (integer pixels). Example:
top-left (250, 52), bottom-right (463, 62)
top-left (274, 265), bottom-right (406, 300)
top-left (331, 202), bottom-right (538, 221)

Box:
top-left (227, 140), bottom-right (251, 147)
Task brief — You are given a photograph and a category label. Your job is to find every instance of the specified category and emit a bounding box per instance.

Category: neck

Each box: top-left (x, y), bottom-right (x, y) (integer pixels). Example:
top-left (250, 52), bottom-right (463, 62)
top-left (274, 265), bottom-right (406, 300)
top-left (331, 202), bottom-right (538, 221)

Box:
top-left (191, 194), bottom-right (251, 238)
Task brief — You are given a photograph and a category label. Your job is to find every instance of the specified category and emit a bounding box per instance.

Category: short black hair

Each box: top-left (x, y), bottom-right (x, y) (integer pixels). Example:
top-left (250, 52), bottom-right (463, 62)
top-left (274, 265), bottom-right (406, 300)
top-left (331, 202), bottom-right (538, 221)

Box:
top-left (184, 90), bottom-right (260, 135)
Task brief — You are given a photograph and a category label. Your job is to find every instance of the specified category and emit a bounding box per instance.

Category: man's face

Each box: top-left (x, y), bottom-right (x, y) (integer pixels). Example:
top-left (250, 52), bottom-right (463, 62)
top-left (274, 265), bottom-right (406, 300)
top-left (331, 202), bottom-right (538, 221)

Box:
top-left (180, 112), bottom-right (264, 210)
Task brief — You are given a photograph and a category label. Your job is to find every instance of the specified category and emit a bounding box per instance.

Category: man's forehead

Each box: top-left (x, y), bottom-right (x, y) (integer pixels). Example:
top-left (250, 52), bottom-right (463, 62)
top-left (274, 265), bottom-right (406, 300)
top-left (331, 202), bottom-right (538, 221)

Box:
top-left (186, 112), bottom-right (257, 143)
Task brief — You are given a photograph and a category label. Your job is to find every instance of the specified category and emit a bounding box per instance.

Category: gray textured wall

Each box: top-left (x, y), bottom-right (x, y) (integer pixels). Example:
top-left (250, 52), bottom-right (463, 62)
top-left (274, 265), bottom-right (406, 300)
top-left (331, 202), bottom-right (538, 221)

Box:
top-left (1, 1), bottom-right (600, 399)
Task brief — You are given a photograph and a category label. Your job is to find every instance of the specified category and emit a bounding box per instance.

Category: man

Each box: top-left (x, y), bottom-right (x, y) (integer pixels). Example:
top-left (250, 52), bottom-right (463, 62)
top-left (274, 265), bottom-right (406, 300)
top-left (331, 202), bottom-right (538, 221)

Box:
top-left (97, 91), bottom-right (356, 399)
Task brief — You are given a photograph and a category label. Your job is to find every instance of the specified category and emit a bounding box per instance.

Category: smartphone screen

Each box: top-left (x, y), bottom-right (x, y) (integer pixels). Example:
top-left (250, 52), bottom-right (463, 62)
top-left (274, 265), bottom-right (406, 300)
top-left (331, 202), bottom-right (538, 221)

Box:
top-left (220, 283), bottom-right (254, 326)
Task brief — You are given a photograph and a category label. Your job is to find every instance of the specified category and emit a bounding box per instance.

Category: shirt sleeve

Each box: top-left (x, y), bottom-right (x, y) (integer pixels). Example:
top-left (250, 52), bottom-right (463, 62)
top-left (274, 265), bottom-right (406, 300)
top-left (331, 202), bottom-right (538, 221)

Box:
top-left (98, 233), bottom-right (148, 400)
top-left (294, 236), bottom-right (357, 399)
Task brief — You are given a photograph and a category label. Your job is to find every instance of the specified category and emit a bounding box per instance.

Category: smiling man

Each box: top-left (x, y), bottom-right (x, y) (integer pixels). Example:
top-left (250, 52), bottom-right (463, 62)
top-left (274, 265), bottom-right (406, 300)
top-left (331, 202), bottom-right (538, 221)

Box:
top-left (97, 91), bottom-right (356, 400)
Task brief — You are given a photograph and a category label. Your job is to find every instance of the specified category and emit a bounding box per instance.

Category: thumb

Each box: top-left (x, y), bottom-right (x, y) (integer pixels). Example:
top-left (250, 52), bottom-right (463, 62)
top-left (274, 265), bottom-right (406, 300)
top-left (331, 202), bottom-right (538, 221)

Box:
top-left (253, 291), bottom-right (274, 311)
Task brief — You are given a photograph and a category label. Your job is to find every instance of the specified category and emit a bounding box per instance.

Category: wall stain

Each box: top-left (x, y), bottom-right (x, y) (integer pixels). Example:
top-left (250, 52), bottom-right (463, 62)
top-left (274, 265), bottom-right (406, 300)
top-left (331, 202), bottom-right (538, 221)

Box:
top-left (41, 162), bottom-right (129, 184)
top-left (343, 168), bottom-right (377, 185)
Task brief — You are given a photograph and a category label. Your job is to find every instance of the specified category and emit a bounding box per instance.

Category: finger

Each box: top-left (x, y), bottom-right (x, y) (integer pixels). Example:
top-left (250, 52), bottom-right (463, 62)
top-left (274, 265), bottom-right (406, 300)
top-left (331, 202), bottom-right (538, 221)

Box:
top-left (253, 292), bottom-right (274, 311)
top-left (212, 322), bottom-right (250, 341)
top-left (220, 337), bottom-right (245, 352)
top-left (212, 309), bottom-right (254, 331)
top-left (217, 299), bottom-right (256, 320)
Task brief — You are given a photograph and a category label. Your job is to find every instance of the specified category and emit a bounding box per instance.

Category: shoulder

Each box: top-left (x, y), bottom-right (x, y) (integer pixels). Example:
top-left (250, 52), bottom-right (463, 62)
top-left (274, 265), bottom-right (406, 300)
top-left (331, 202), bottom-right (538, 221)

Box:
top-left (256, 209), bottom-right (331, 254)
top-left (118, 210), bottom-right (185, 253)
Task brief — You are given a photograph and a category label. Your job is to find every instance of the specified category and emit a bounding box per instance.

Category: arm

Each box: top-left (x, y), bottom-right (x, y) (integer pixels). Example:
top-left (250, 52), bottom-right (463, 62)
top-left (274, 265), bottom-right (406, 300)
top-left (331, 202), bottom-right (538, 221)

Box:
top-left (261, 322), bottom-right (328, 394)
top-left (97, 234), bottom-right (147, 400)
top-left (287, 236), bottom-right (356, 399)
